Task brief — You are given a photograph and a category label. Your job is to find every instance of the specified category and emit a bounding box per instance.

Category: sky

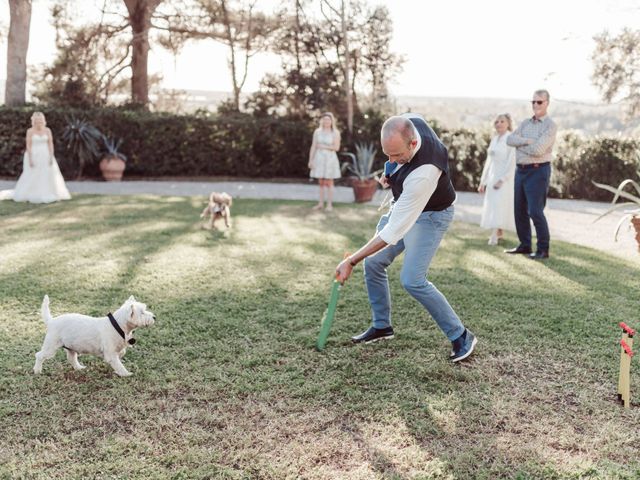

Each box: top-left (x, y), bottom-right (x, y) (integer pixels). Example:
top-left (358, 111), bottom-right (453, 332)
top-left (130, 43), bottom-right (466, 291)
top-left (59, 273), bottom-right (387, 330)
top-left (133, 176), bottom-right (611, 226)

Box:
top-left (1, 0), bottom-right (639, 103)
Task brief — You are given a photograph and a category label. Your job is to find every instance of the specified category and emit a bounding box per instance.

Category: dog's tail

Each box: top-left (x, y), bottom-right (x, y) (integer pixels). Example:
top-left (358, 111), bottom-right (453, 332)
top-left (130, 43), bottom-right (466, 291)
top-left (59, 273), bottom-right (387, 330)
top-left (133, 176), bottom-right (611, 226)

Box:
top-left (41, 295), bottom-right (52, 324)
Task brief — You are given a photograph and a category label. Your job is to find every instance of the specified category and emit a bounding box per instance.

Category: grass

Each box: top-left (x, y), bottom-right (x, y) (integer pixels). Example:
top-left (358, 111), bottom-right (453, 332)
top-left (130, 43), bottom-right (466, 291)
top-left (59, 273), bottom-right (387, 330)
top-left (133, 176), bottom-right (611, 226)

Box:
top-left (1, 195), bottom-right (639, 480)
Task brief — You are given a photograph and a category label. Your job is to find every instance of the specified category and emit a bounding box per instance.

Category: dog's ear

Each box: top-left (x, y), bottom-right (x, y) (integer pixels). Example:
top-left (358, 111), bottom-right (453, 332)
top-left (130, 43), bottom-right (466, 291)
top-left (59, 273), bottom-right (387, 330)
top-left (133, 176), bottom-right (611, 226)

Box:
top-left (130, 303), bottom-right (136, 319)
top-left (128, 295), bottom-right (136, 302)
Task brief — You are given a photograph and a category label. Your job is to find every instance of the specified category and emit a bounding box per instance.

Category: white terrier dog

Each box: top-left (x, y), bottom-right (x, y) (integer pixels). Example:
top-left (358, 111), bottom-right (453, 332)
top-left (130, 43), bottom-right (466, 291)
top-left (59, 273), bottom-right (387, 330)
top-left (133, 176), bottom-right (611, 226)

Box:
top-left (33, 295), bottom-right (156, 377)
top-left (200, 191), bottom-right (233, 229)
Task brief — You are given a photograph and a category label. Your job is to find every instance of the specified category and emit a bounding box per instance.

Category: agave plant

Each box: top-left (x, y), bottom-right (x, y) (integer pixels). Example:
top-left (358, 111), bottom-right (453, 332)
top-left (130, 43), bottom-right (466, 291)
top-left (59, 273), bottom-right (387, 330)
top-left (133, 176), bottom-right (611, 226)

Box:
top-left (62, 117), bottom-right (103, 179)
top-left (341, 141), bottom-right (382, 181)
top-left (593, 170), bottom-right (640, 241)
top-left (102, 136), bottom-right (127, 162)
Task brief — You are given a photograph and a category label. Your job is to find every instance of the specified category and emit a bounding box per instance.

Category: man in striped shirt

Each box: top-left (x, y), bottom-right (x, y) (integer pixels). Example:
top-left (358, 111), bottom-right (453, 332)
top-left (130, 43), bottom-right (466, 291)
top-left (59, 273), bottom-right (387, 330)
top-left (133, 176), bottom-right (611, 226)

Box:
top-left (505, 89), bottom-right (557, 260)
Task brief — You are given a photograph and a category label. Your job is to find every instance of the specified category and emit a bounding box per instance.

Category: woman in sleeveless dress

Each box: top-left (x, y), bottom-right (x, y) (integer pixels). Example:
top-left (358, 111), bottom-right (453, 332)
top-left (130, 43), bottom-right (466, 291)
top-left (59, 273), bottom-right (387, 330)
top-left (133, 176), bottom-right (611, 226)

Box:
top-left (478, 113), bottom-right (516, 245)
top-left (308, 112), bottom-right (341, 211)
top-left (1, 112), bottom-right (71, 204)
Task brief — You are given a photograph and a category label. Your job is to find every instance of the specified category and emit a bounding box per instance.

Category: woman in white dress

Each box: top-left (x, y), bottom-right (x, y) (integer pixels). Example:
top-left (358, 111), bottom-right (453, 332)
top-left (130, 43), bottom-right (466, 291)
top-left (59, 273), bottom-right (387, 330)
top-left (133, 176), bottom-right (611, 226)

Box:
top-left (1, 112), bottom-right (71, 204)
top-left (478, 113), bottom-right (516, 245)
top-left (308, 112), bottom-right (341, 211)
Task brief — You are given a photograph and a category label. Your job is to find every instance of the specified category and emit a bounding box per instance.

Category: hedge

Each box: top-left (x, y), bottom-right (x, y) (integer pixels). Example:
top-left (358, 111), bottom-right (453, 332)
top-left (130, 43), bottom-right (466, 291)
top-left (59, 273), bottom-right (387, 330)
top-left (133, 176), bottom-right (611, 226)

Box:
top-left (1, 106), bottom-right (638, 202)
top-left (0, 107), bottom-right (316, 179)
top-left (552, 131), bottom-right (640, 201)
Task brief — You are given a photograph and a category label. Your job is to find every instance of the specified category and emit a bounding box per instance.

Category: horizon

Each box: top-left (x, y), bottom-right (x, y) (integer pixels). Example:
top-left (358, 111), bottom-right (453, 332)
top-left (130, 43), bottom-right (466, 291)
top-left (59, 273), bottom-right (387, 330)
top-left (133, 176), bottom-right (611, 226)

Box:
top-left (0, 77), bottom-right (621, 106)
top-left (2, 78), bottom-right (634, 136)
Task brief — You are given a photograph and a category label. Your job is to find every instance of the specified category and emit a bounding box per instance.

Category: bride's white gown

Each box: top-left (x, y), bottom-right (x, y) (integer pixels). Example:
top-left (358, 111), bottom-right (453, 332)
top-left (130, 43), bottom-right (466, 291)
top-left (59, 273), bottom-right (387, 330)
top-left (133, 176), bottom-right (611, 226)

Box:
top-left (1, 134), bottom-right (71, 203)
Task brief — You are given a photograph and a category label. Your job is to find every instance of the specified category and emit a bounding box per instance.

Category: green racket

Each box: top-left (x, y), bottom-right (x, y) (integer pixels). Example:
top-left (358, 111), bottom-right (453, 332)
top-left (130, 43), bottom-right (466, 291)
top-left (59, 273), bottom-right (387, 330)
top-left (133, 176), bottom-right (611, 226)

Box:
top-left (316, 279), bottom-right (342, 351)
top-left (316, 254), bottom-right (350, 351)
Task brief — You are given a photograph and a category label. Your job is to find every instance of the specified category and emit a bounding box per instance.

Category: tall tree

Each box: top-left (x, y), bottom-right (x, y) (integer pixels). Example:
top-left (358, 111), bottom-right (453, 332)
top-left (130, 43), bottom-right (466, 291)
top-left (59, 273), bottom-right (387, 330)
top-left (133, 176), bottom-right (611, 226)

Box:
top-left (357, 5), bottom-right (402, 108)
top-left (155, 0), bottom-right (277, 111)
top-left (320, 0), bottom-right (354, 134)
top-left (5, 0), bottom-right (32, 106)
top-left (123, 0), bottom-right (163, 105)
top-left (592, 28), bottom-right (640, 118)
top-left (36, 0), bottom-right (165, 107)
top-left (247, 0), bottom-right (403, 129)
top-left (33, 3), bottom-right (137, 107)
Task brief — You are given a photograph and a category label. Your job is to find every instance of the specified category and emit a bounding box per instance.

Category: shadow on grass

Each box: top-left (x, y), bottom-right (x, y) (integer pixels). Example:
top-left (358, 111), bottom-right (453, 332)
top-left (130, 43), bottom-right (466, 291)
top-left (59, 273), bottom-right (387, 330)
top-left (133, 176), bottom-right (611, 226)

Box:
top-left (1, 196), bottom-right (639, 479)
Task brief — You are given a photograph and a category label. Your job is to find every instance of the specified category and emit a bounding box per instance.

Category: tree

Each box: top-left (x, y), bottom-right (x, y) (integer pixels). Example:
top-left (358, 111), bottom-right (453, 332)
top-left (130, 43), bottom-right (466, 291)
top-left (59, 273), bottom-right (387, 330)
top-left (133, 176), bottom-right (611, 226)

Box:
top-left (246, 0), bottom-right (344, 118)
top-left (356, 5), bottom-right (402, 108)
top-left (33, 2), bottom-right (137, 107)
top-left (34, 0), bottom-right (163, 108)
top-left (219, 0), bottom-right (276, 111)
top-left (320, 0), bottom-right (354, 134)
top-left (317, 1), bottom-right (403, 134)
top-left (5, 0), bottom-right (32, 106)
top-left (592, 28), bottom-right (640, 118)
top-left (246, 0), bottom-right (403, 133)
top-left (123, 0), bottom-right (163, 105)
top-left (154, 0), bottom-right (278, 112)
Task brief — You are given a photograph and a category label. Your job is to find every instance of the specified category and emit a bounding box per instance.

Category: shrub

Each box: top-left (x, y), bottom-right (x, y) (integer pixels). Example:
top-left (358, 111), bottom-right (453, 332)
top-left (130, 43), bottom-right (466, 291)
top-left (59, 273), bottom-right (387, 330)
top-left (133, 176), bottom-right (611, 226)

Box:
top-left (440, 127), bottom-right (491, 191)
top-left (61, 117), bottom-right (103, 179)
top-left (0, 107), bottom-right (314, 179)
top-left (553, 132), bottom-right (640, 200)
top-left (1, 105), bottom-right (638, 203)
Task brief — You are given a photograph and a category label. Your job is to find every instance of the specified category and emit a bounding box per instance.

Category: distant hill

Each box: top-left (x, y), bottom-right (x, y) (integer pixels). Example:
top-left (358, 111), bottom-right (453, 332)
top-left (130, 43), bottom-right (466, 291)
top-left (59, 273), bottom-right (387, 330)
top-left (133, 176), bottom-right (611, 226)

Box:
top-left (169, 89), bottom-right (639, 137)
top-left (394, 96), bottom-right (640, 137)
top-left (2, 80), bottom-right (637, 137)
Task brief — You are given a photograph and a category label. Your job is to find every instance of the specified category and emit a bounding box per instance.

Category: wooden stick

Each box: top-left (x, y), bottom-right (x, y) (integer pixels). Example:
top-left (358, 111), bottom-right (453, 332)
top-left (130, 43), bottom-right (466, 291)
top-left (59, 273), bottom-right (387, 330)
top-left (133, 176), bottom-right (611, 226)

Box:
top-left (619, 337), bottom-right (634, 408)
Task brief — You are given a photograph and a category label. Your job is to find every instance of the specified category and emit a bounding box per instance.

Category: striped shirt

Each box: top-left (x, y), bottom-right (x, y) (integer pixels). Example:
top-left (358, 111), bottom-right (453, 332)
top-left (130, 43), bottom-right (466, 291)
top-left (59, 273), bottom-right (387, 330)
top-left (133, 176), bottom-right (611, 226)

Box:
top-left (506, 115), bottom-right (557, 165)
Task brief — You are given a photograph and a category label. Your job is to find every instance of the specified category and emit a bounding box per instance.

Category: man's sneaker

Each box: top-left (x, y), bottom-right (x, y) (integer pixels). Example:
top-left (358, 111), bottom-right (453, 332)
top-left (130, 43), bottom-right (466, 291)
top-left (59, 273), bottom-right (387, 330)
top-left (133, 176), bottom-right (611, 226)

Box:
top-left (351, 326), bottom-right (394, 344)
top-left (450, 329), bottom-right (469, 357)
top-left (450, 329), bottom-right (477, 362)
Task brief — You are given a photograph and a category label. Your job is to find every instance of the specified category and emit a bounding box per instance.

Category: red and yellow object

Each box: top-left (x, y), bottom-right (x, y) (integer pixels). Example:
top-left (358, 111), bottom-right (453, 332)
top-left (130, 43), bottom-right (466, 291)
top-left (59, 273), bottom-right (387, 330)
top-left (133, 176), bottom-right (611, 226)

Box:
top-left (618, 322), bottom-right (635, 408)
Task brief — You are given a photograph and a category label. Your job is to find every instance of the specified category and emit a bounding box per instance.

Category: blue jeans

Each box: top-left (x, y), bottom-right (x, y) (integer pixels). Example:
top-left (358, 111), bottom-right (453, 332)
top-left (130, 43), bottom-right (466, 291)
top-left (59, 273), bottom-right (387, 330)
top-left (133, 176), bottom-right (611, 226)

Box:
top-left (514, 163), bottom-right (551, 252)
top-left (363, 206), bottom-right (465, 341)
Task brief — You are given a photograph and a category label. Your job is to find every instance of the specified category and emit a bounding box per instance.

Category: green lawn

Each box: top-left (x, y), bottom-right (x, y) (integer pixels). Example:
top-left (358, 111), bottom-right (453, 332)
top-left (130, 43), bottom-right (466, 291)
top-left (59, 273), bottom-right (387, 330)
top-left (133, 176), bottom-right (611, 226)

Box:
top-left (1, 195), bottom-right (639, 480)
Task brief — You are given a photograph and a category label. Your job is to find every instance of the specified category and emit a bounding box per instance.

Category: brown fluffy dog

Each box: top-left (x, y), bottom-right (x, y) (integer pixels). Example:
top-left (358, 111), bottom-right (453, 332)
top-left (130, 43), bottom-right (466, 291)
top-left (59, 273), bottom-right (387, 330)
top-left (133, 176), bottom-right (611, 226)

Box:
top-left (200, 192), bottom-right (233, 229)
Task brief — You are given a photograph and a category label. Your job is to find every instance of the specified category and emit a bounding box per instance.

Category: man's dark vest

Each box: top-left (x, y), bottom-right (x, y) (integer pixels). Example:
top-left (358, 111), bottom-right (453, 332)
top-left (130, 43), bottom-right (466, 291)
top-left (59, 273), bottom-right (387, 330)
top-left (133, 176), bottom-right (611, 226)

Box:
top-left (388, 117), bottom-right (456, 212)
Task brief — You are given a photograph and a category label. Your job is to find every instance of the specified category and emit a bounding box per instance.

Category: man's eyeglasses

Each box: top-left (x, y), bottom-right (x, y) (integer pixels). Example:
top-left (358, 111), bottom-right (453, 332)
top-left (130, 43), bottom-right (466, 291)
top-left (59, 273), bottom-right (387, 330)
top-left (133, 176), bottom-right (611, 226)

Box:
top-left (531, 100), bottom-right (546, 105)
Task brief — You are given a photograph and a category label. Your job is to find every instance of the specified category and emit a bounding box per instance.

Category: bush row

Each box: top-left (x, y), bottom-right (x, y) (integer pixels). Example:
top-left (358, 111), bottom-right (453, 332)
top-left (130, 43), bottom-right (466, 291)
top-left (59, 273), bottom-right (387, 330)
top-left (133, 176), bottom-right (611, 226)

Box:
top-left (553, 131), bottom-right (640, 201)
top-left (0, 106), bottom-right (638, 201)
top-left (0, 107), bottom-right (315, 179)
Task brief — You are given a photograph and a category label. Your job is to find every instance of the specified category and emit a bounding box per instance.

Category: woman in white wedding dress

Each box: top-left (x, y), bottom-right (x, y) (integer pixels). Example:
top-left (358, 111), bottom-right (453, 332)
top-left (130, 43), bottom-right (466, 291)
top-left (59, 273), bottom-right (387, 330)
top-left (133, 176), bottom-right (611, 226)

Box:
top-left (1, 112), bottom-right (71, 204)
top-left (478, 113), bottom-right (516, 245)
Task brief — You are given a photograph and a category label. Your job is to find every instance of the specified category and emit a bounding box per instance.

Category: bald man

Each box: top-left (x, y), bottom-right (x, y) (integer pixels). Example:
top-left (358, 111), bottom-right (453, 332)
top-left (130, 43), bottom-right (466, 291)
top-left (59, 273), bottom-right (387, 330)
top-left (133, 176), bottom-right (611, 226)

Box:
top-left (336, 114), bottom-right (477, 362)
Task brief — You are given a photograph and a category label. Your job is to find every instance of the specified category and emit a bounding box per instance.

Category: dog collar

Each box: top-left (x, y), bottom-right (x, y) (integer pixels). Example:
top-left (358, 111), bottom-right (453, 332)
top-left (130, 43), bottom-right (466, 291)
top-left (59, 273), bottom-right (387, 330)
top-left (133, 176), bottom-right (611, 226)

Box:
top-left (108, 313), bottom-right (136, 345)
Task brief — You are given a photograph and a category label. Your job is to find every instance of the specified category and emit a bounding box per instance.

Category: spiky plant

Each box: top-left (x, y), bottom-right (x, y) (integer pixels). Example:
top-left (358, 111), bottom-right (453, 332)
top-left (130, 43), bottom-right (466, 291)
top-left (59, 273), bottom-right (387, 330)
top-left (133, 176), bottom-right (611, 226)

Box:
top-left (593, 169), bottom-right (640, 241)
top-left (62, 118), bottom-right (103, 179)
top-left (341, 142), bottom-right (382, 181)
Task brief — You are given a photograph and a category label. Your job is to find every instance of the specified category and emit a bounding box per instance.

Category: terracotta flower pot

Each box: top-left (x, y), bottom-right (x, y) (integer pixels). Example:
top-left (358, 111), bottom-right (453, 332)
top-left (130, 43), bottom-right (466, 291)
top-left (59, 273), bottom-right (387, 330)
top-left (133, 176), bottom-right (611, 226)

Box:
top-left (352, 178), bottom-right (378, 203)
top-left (99, 156), bottom-right (126, 181)
top-left (631, 216), bottom-right (640, 250)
